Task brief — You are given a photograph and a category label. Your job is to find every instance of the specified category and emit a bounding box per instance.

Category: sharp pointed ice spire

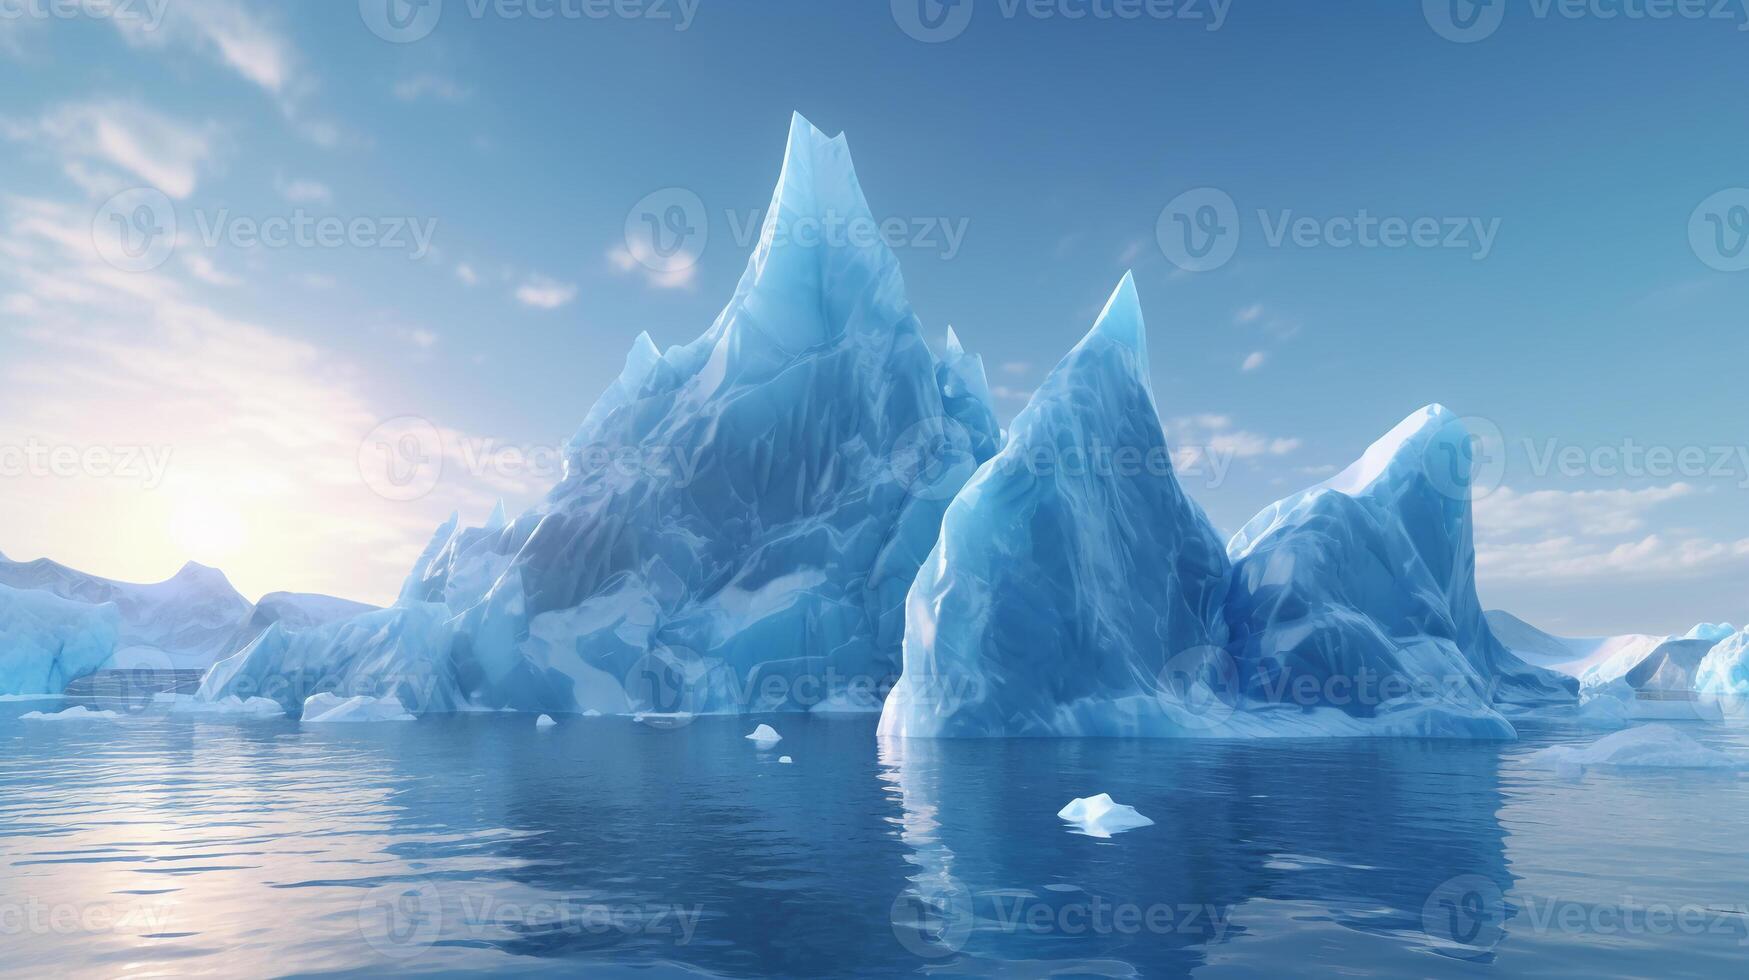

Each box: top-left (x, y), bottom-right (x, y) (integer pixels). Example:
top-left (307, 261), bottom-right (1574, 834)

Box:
top-left (1090, 272), bottom-right (1147, 359)
top-left (485, 500), bottom-right (508, 532)
top-left (945, 325), bottom-right (965, 359)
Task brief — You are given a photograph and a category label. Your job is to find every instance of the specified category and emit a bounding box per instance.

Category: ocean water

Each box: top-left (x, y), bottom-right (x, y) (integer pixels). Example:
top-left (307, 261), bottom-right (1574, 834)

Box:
top-left (3, 698), bottom-right (1747, 978)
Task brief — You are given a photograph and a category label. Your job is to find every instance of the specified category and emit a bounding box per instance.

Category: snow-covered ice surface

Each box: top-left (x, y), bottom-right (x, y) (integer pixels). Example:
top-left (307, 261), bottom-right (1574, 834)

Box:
top-left (20, 705), bottom-right (121, 722)
top-left (1524, 724), bottom-right (1743, 771)
top-left (300, 693), bottom-right (415, 724)
top-left (197, 113), bottom-right (998, 720)
top-left (880, 275), bottom-right (1234, 738)
top-left (0, 582), bottom-right (119, 696)
top-left (1058, 793), bottom-right (1155, 837)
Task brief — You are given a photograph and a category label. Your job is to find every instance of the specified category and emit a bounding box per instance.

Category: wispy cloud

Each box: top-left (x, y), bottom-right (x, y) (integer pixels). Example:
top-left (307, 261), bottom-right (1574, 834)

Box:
top-left (109, 0), bottom-right (294, 95)
top-left (4, 101), bottom-right (218, 199)
top-left (607, 243), bottom-right (697, 290)
top-left (275, 176), bottom-right (331, 204)
top-left (1241, 351), bottom-right (1267, 372)
top-left (514, 275), bottom-right (577, 310)
top-left (393, 74), bottom-right (471, 103)
top-left (1474, 483), bottom-right (1749, 583)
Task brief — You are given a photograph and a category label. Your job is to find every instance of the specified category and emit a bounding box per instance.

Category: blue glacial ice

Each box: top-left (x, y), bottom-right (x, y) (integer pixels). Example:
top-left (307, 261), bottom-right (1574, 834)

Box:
top-left (197, 604), bottom-right (457, 717)
top-left (881, 283), bottom-right (1575, 739)
top-left (879, 274), bottom-right (1235, 738)
top-left (1695, 628), bottom-right (1749, 696)
top-left (1222, 405), bottom-right (1578, 736)
top-left (199, 112), bottom-right (999, 718)
top-left (0, 583), bottom-right (120, 696)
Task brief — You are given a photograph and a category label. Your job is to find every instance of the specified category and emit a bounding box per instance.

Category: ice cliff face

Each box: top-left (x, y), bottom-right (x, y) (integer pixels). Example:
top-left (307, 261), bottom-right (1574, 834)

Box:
top-left (204, 113), bottom-right (1000, 717)
top-left (0, 583), bottom-right (120, 696)
top-left (881, 318), bottom-right (1577, 738)
top-left (879, 275), bottom-right (1234, 737)
top-left (1695, 628), bottom-right (1749, 695)
top-left (0, 557), bottom-right (250, 670)
top-left (1222, 406), bottom-right (1578, 736)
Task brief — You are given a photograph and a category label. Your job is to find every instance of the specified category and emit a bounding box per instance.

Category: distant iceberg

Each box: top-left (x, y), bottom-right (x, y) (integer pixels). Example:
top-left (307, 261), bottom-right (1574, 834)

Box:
top-left (0, 582), bottom-right (119, 697)
top-left (1695, 628), bottom-right (1749, 696)
top-left (301, 693), bottom-right (416, 724)
top-left (1525, 724), bottom-right (1742, 770)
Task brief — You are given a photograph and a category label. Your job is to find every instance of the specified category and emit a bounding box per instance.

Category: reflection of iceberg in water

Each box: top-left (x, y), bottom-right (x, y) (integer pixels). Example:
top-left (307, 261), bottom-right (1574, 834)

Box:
top-left (878, 736), bottom-right (1518, 974)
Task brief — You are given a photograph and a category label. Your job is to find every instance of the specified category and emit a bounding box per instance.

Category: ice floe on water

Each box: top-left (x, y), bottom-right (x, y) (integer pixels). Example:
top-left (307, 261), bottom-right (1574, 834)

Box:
top-left (1525, 724), bottom-right (1743, 772)
top-left (1058, 794), bottom-right (1155, 837)
top-left (300, 694), bottom-right (415, 724)
top-left (20, 706), bottom-right (120, 723)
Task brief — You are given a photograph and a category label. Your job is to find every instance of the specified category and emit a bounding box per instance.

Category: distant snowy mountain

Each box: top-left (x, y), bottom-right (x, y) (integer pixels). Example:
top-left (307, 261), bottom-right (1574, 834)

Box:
top-left (0, 557), bottom-right (251, 671)
top-left (201, 112), bottom-right (1001, 717)
top-left (1486, 610), bottom-right (1743, 699)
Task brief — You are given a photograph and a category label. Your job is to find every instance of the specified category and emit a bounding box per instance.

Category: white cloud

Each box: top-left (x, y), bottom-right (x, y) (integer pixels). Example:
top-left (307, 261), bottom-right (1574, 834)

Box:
top-left (1474, 482), bottom-right (1749, 583)
top-left (394, 74), bottom-right (471, 103)
top-left (1241, 351), bottom-right (1267, 372)
top-left (275, 176), bottom-right (331, 204)
top-left (455, 263), bottom-right (479, 286)
top-left (514, 275), bottom-right (577, 310)
top-left (183, 253), bottom-right (240, 287)
top-left (607, 243), bottom-right (697, 290)
top-left (1167, 414), bottom-right (1301, 466)
top-left (6, 101), bottom-right (217, 199)
top-left (109, 0), bottom-right (293, 95)
top-left (1235, 303), bottom-right (1263, 324)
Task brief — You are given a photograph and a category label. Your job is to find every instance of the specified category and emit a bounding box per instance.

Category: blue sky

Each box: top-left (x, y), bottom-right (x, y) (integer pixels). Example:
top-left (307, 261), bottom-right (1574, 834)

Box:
top-left (1, 1), bottom-right (1745, 634)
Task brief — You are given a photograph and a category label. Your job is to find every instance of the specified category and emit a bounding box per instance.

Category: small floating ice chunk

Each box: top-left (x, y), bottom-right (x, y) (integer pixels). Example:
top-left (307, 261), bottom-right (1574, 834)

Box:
top-left (745, 724), bottom-right (782, 745)
top-left (1526, 724), bottom-right (1742, 771)
top-left (536, 714), bottom-right (557, 728)
top-left (300, 693), bottom-right (414, 724)
top-left (778, 755), bottom-right (793, 764)
top-left (21, 706), bottom-right (120, 722)
top-left (1057, 793), bottom-right (1155, 837)
top-left (155, 693), bottom-right (285, 718)
top-left (582, 709), bottom-right (602, 718)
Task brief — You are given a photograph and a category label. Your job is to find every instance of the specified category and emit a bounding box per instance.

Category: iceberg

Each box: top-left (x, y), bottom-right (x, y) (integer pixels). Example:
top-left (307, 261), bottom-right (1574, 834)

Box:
top-left (1695, 628), bottom-right (1749, 695)
top-left (0, 557), bottom-right (250, 671)
top-left (778, 755), bottom-right (793, 764)
top-left (1684, 622), bottom-right (1737, 643)
top-left (1524, 724), bottom-right (1742, 770)
top-left (300, 693), bottom-right (416, 724)
top-left (1058, 793), bottom-right (1155, 837)
top-left (20, 705), bottom-right (121, 722)
top-left (228, 113), bottom-right (998, 719)
top-left (879, 275), bottom-right (1235, 738)
top-left (1485, 610), bottom-right (1668, 681)
top-left (1222, 406), bottom-right (1576, 737)
top-left (536, 713), bottom-right (557, 728)
top-left (0, 582), bottom-right (120, 696)
top-left (745, 723), bottom-right (782, 745)
top-left (196, 604), bottom-right (457, 716)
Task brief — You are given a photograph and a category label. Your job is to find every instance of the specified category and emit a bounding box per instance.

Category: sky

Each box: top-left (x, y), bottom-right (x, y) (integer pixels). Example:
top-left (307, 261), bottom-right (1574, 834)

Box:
top-left (0, 1), bottom-right (1745, 635)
